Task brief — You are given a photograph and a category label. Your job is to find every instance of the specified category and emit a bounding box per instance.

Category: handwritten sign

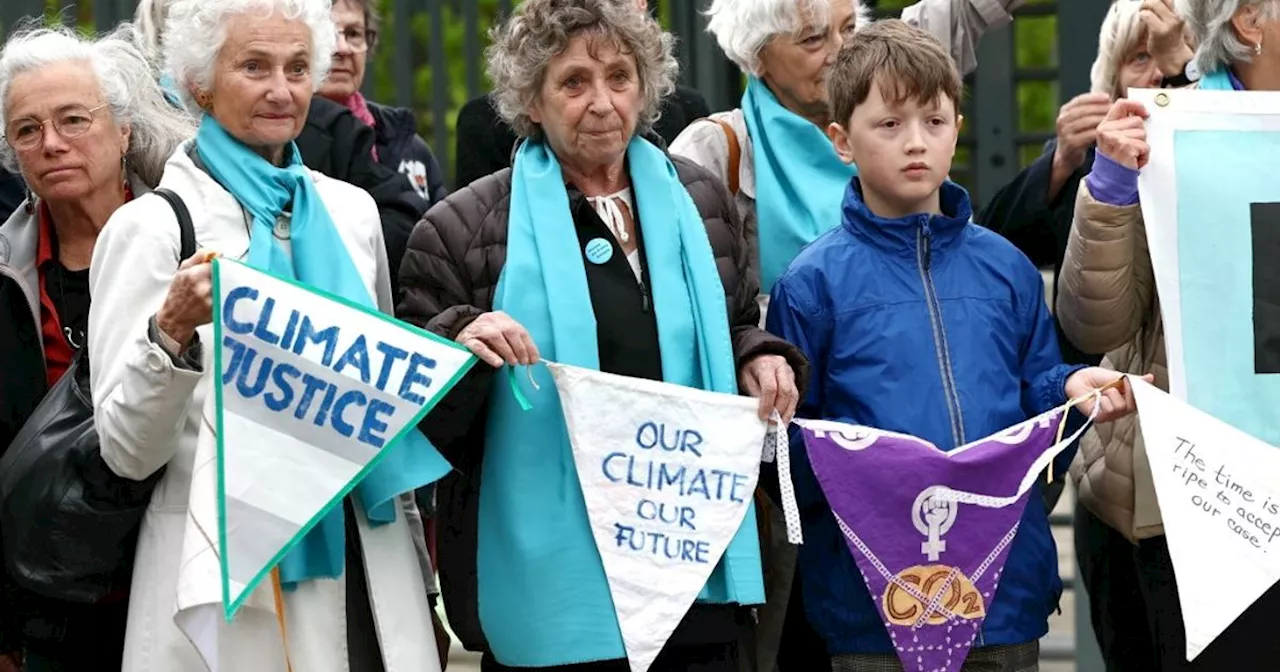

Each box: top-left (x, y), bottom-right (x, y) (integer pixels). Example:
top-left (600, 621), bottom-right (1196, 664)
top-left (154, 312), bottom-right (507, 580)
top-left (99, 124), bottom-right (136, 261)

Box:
top-left (1134, 376), bottom-right (1280, 661)
top-left (211, 259), bottom-right (475, 618)
top-left (549, 363), bottom-right (766, 672)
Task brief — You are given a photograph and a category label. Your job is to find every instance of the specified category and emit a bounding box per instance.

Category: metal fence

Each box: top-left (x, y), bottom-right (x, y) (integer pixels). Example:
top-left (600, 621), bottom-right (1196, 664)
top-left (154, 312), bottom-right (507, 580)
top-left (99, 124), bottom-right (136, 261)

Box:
top-left (0, 0), bottom-right (1114, 666)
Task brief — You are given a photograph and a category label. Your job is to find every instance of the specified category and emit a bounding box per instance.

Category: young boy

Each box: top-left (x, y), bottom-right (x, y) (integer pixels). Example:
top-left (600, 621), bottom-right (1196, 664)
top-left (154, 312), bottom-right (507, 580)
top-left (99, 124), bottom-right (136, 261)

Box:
top-left (765, 20), bottom-right (1138, 671)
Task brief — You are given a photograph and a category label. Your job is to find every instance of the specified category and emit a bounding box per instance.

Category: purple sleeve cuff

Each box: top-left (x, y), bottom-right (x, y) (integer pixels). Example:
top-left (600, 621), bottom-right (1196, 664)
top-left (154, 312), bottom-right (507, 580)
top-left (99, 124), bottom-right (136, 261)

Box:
top-left (1085, 151), bottom-right (1140, 206)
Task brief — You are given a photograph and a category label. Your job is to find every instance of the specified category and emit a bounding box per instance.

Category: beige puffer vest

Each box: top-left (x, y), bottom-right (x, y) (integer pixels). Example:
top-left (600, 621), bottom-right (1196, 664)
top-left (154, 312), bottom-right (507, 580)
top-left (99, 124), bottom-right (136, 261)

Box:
top-left (1057, 183), bottom-right (1169, 542)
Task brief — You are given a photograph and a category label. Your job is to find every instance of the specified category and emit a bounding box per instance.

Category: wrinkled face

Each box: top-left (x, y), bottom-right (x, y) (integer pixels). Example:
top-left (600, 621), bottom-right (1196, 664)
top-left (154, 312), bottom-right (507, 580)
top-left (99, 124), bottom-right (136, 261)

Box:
top-left (829, 76), bottom-right (960, 218)
top-left (757, 0), bottom-right (858, 118)
top-left (3, 61), bottom-right (130, 204)
top-left (1116, 42), bottom-right (1162, 98)
top-left (321, 0), bottom-right (369, 101)
top-left (205, 11), bottom-right (314, 160)
top-left (528, 34), bottom-right (642, 171)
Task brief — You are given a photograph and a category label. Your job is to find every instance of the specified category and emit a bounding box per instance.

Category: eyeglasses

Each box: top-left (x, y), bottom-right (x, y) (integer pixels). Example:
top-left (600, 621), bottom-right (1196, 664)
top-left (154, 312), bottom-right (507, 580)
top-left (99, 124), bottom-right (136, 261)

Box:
top-left (4, 103), bottom-right (109, 151)
top-left (336, 26), bottom-right (377, 53)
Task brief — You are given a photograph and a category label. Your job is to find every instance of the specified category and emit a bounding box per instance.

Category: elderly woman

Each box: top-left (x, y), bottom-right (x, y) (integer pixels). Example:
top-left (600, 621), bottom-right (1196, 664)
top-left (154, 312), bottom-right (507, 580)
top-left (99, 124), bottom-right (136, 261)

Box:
top-left (0, 23), bottom-right (192, 672)
top-left (396, 1), bottom-right (807, 670)
top-left (318, 0), bottom-right (447, 205)
top-left (1058, 0), bottom-right (1280, 668)
top-left (87, 0), bottom-right (443, 669)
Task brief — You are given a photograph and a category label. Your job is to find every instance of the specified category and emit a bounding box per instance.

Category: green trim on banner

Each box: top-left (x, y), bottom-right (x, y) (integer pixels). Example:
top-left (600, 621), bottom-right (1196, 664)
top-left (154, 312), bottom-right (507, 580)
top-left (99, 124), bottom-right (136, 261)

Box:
top-left (212, 258), bottom-right (232, 619)
top-left (212, 258), bottom-right (478, 622)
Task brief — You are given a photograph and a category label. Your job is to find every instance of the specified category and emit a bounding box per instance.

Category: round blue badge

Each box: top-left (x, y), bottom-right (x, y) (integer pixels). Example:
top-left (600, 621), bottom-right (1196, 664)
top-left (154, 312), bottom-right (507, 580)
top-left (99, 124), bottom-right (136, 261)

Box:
top-left (585, 237), bottom-right (614, 265)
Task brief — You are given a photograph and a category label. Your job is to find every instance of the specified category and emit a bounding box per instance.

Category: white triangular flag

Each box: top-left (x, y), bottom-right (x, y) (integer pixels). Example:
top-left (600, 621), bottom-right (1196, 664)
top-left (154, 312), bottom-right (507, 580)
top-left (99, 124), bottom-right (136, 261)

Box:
top-left (211, 259), bottom-right (474, 619)
top-left (549, 363), bottom-right (766, 672)
top-left (1133, 376), bottom-right (1280, 660)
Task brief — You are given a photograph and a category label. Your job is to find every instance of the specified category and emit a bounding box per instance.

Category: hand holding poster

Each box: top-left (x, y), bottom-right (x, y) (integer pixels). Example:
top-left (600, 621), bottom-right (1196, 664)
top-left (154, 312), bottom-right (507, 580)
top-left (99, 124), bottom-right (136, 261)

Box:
top-left (549, 363), bottom-right (769, 672)
top-left (1132, 376), bottom-right (1280, 661)
top-left (797, 407), bottom-right (1091, 672)
top-left (211, 259), bottom-right (475, 619)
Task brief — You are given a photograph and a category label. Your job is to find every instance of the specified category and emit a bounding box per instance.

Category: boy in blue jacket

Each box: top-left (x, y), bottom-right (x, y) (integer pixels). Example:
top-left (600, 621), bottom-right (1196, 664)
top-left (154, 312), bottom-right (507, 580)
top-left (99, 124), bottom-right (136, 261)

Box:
top-left (765, 20), bottom-right (1142, 671)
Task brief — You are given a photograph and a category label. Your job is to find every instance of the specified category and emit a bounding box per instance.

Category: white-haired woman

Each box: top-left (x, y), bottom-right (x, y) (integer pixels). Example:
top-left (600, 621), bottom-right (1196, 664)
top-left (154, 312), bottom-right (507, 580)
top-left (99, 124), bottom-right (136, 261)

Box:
top-left (0, 22), bottom-right (193, 672)
top-left (1058, 0), bottom-right (1280, 668)
top-left (397, 1), bottom-right (807, 670)
top-left (87, 0), bottom-right (443, 669)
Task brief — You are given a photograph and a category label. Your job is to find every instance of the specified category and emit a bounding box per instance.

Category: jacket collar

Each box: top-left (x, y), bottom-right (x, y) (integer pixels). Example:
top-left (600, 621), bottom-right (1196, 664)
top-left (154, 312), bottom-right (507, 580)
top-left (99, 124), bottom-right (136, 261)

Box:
top-left (840, 177), bottom-right (972, 258)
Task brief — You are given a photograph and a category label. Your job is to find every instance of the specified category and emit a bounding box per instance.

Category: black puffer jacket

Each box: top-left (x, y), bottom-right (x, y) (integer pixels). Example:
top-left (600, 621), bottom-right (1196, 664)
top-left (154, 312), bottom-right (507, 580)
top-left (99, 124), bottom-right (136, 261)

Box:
top-left (368, 102), bottom-right (447, 207)
top-left (397, 143), bottom-right (809, 653)
top-left (296, 97), bottom-right (427, 297)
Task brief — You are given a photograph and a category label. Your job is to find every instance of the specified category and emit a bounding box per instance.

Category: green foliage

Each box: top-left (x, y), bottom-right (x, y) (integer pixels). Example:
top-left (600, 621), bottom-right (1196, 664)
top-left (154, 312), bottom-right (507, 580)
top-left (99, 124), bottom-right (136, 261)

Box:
top-left (36, 0), bottom-right (1065, 178)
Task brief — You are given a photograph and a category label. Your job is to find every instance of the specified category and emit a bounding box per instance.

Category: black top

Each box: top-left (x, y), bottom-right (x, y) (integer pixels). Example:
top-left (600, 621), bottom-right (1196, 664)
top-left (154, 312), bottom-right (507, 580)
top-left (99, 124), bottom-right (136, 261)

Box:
top-left (454, 86), bottom-right (712, 191)
top-left (977, 139), bottom-right (1102, 367)
top-left (565, 185), bottom-right (744, 649)
top-left (44, 263), bottom-right (90, 351)
top-left (0, 166), bottom-right (23, 224)
top-left (296, 97), bottom-right (428, 299)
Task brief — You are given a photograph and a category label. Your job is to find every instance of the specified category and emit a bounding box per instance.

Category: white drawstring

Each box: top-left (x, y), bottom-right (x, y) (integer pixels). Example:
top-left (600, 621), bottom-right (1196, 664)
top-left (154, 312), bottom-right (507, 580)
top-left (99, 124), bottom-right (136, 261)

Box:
top-left (587, 189), bottom-right (633, 244)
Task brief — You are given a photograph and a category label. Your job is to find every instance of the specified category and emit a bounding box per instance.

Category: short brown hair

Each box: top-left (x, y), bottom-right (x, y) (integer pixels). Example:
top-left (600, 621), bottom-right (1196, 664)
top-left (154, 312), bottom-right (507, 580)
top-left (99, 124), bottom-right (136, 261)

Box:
top-left (828, 19), bottom-right (962, 127)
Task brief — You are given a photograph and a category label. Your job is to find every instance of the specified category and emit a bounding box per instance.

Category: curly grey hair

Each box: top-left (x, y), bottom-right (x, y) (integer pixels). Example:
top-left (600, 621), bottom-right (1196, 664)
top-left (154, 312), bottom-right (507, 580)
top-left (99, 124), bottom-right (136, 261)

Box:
top-left (0, 21), bottom-right (195, 188)
top-left (1177, 0), bottom-right (1280, 74)
top-left (486, 0), bottom-right (678, 139)
top-left (163, 0), bottom-right (337, 115)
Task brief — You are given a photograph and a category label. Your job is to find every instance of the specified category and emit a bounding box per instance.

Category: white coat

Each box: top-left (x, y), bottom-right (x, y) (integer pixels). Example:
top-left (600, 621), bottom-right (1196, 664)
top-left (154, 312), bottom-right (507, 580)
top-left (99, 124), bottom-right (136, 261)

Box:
top-left (88, 141), bottom-right (442, 672)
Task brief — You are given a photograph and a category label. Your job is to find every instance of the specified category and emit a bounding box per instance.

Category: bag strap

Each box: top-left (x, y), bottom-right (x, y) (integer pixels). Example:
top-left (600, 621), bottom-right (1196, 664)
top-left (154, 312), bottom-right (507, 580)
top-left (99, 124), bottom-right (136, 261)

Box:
top-left (151, 187), bottom-right (197, 263)
top-left (710, 117), bottom-right (741, 196)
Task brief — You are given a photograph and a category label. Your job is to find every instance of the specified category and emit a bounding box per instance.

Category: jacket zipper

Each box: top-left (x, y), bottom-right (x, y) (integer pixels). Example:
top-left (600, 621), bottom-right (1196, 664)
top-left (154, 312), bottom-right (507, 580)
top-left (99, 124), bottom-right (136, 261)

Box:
top-left (639, 276), bottom-right (652, 313)
top-left (915, 223), bottom-right (966, 449)
top-left (0, 263), bottom-right (43, 360)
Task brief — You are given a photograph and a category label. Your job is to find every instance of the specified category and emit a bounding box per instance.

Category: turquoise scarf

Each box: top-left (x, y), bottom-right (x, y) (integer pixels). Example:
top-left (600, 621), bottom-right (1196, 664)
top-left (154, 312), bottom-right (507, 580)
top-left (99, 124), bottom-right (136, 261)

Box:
top-left (477, 137), bottom-right (765, 666)
top-left (1199, 68), bottom-right (1238, 91)
top-left (743, 76), bottom-right (856, 293)
top-left (196, 116), bottom-right (450, 587)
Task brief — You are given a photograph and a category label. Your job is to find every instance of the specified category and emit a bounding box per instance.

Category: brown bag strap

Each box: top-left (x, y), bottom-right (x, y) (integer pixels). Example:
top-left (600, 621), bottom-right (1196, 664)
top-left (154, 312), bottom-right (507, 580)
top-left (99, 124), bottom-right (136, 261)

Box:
top-left (710, 117), bottom-right (741, 196)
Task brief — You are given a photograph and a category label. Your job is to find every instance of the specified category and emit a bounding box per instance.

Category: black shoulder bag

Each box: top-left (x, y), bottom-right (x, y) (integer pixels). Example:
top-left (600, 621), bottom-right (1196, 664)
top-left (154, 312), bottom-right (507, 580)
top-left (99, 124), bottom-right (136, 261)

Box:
top-left (0, 188), bottom-right (197, 603)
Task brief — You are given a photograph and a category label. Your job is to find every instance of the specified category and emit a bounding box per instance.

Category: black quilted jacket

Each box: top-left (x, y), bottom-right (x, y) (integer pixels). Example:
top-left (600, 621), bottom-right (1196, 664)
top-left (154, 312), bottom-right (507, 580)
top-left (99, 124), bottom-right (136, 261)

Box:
top-left (397, 147), bottom-right (809, 653)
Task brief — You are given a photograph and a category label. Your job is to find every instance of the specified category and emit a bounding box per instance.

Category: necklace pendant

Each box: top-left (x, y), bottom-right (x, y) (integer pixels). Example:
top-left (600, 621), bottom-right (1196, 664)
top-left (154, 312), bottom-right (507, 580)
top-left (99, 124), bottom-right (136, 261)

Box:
top-left (63, 326), bottom-right (84, 350)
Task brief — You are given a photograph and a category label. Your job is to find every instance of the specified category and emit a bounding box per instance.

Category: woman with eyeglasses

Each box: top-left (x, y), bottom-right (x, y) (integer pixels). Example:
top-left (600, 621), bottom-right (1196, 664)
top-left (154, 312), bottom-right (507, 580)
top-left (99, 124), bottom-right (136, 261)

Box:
top-left (0, 22), bottom-right (193, 672)
top-left (317, 0), bottom-right (447, 206)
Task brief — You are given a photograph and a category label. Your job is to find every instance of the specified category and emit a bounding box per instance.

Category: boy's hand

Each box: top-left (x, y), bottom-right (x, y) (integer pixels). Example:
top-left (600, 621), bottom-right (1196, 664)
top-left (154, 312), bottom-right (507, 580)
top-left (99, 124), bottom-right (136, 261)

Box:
top-left (1065, 368), bottom-right (1154, 424)
top-left (739, 354), bottom-right (799, 424)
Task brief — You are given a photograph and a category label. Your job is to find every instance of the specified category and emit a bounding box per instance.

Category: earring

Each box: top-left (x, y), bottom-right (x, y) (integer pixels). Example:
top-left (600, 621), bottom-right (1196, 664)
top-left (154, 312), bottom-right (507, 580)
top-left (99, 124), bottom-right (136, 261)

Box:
top-left (1257, 41), bottom-right (1264, 56)
top-left (23, 188), bottom-right (35, 214)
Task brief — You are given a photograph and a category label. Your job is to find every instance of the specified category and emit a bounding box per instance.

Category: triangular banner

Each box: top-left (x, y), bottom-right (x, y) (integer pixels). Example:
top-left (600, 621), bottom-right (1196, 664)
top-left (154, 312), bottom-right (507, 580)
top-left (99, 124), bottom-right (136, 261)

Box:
top-left (211, 259), bottom-right (475, 619)
top-left (797, 406), bottom-right (1086, 672)
top-left (1132, 376), bottom-right (1280, 661)
top-left (549, 363), bottom-right (767, 672)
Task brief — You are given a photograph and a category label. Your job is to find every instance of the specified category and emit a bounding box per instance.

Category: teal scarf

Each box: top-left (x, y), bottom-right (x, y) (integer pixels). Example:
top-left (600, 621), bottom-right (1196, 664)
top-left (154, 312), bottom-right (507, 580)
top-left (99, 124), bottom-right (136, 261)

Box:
top-left (477, 137), bottom-right (764, 666)
top-left (196, 116), bottom-right (450, 587)
top-left (743, 76), bottom-right (856, 293)
top-left (1199, 68), bottom-right (1238, 90)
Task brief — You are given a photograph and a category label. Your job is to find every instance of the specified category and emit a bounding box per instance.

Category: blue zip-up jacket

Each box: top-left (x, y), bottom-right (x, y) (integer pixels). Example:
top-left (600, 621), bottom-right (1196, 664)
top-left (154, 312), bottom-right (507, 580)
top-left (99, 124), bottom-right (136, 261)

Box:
top-left (766, 178), bottom-right (1085, 655)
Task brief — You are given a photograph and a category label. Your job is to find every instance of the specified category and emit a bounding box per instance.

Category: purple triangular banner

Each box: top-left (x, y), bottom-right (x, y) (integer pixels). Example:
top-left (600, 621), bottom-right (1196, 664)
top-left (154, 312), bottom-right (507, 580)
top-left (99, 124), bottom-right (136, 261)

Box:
top-left (798, 407), bottom-right (1076, 672)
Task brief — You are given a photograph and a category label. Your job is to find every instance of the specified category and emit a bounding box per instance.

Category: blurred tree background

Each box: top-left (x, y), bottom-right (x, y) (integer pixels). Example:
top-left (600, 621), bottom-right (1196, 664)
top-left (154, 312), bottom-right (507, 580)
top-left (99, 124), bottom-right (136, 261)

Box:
top-left (22, 0), bottom-right (1064, 181)
top-left (363, 0), bottom-right (1062, 178)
